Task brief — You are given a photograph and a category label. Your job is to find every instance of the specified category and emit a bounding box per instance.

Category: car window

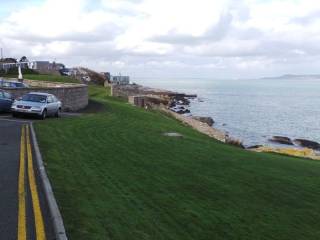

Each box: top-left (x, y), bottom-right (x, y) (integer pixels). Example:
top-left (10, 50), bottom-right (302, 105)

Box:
top-left (47, 96), bottom-right (53, 103)
top-left (22, 94), bottom-right (47, 103)
top-left (3, 92), bottom-right (11, 99)
top-left (0, 92), bottom-right (3, 99)
top-left (2, 82), bottom-right (11, 87)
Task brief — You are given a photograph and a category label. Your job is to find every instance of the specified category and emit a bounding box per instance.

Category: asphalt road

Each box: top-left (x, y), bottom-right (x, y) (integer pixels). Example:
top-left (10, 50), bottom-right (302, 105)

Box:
top-left (0, 117), bottom-right (54, 239)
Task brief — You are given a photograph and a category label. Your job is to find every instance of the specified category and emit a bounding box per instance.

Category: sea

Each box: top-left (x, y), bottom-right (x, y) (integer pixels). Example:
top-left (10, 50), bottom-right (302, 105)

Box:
top-left (135, 76), bottom-right (320, 147)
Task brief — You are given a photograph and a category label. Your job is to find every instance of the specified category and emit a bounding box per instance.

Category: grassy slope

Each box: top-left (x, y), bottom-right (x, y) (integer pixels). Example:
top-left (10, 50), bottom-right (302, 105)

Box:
top-left (35, 86), bottom-right (320, 240)
top-left (23, 74), bottom-right (79, 83)
top-left (1, 73), bottom-right (78, 83)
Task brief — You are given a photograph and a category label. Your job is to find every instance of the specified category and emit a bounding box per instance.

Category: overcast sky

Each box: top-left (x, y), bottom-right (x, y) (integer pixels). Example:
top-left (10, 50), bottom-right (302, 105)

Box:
top-left (1, 0), bottom-right (320, 79)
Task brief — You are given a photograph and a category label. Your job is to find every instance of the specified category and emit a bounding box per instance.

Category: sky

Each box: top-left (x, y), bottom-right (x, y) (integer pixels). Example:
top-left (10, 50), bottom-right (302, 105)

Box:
top-left (0, 0), bottom-right (320, 79)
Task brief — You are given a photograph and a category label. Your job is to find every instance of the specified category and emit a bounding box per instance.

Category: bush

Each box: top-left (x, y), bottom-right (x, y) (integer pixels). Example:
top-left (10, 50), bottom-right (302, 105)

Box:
top-left (0, 67), bottom-right (39, 76)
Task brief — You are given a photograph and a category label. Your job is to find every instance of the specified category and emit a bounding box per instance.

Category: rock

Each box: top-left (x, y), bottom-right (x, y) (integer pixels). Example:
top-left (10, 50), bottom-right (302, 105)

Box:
top-left (175, 108), bottom-right (190, 114)
top-left (269, 136), bottom-right (294, 145)
top-left (246, 145), bottom-right (263, 150)
top-left (163, 132), bottom-right (183, 138)
top-left (178, 109), bottom-right (190, 114)
top-left (169, 101), bottom-right (176, 108)
top-left (293, 139), bottom-right (320, 150)
top-left (192, 116), bottom-right (215, 126)
top-left (185, 94), bottom-right (197, 98)
top-left (225, 137), bottom-right (245, 149)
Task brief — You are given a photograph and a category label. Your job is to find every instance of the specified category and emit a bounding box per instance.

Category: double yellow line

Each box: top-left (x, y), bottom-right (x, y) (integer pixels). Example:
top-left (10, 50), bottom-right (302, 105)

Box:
top-left (18, 125), bottom-right (46, 240)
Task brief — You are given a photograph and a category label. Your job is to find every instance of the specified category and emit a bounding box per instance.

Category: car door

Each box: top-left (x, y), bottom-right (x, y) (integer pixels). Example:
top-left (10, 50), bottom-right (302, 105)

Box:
top-left (0, 91), bottom-right (12, 112)
top-left (52, 96), bottom-right (60, 111)
top-left (0, 92), bottom-right (5, 111)
top-left (3, 92), bottom-right (13, 111)
top-left (46, 96), bottom-right (55, 115)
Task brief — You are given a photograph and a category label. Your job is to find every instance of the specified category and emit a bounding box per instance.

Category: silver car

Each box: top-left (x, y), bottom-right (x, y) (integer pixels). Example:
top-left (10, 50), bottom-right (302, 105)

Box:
top-left (11, 92), bottom-right (62, 119)
top-left (0, 80), bottom-right (29, 88)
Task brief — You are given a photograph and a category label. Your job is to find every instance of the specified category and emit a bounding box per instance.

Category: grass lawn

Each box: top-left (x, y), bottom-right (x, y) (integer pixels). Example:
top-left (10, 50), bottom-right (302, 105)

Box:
top-left (2, 74), bottom-right (79, 83)
top-left (24, 74), bottom-right (79, 83)
top-left (35, 86), bottom-right (320, 240)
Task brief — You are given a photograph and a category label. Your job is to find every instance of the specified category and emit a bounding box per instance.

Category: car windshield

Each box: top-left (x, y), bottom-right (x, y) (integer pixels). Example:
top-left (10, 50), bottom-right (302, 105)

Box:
top-left (21, 94), bottom-right (47, 103)
top-left (14, 83), bottom-right (24, 87)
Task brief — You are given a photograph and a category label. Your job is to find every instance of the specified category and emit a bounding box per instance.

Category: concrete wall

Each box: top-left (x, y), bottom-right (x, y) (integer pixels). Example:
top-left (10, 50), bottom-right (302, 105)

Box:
top-left (1, 80), bottom-right (88, 111)
top-left (111, 84), bottom-right (146, 99)
top-left (111, 84), bottom-right (172, 100)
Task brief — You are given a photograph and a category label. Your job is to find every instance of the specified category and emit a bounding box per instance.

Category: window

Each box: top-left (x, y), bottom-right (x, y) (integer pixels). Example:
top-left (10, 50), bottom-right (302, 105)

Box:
top-left (2, 82), bottom-right (11, 87)
top-left (22, 94), bottom-right (47, 103)
top-left (3, 92), bottom-right (11, 99)
top-left (0, 92), bottom-right (3, 99)
top-left (47, 96), bottom-right (53, 103)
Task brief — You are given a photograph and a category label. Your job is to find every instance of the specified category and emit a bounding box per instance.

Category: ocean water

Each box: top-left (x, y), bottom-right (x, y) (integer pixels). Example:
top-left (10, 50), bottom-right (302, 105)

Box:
top-left (135, 77), bottom-right (320, 147)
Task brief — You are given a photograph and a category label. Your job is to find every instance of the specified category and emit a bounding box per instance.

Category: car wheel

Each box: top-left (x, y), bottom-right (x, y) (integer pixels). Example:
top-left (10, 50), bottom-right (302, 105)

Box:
top-left (55, 108), bottom-right (61, 118)
top-left (41, 109), bottom-right (47, 120)
top-left (12, 112), bottom-right (19, 118)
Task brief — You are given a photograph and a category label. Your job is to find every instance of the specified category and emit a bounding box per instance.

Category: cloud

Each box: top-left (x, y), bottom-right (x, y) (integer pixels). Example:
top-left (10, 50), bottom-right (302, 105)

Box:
top-left (0, 0), bottom-right (320, 78)
top-left (291, 10), bottom-right (320, 25)
top-left (151, 12), bottom-right (234, 45)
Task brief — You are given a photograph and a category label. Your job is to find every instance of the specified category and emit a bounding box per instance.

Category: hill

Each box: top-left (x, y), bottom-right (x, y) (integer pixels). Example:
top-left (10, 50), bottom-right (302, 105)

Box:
top-left (34, 85), bottom-right (320, 240)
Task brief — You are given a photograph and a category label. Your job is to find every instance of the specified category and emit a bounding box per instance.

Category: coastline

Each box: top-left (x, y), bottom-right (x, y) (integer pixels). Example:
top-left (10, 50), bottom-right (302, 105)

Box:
top-left (111, 83), bottom-right (320, 160)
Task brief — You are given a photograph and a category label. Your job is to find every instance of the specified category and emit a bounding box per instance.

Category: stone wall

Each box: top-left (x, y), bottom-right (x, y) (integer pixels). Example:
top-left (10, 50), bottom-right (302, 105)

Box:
top-left (111, 84), bottom-right (174, 100)
top-left (1, 79), bottom-right (88, 111)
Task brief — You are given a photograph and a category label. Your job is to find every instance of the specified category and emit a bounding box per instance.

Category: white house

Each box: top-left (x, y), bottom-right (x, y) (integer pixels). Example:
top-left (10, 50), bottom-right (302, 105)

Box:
top-left (110, 75), bottom-right (130, 85)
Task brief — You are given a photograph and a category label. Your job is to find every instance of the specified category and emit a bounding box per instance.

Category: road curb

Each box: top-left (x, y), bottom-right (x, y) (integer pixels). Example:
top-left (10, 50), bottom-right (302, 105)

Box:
top-left (30, 123), bottom-right (68, 240)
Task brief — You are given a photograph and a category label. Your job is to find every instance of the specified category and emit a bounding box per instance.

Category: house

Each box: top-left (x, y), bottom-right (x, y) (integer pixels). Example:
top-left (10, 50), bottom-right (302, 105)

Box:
top-left (0, 58), bottom-right (17, 71)
top-left (29, 61), bottom-right (64, 71)
top-left (110, 75), bottom-right (130, 85)
top-left (29, 61), bottom-right (50, 71)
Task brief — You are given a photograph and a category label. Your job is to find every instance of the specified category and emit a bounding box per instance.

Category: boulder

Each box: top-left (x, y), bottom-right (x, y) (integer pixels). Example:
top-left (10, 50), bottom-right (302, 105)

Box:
top-left (269, 136), bottom-right (294, 145)
top-left (246, 145), bottom-right (264, 150)
top-left (192, 116), bottom-right (215, 126)
top-left (294, 139), bottom-right (320, 150)
top-left (225, 137), bottom-right (245, 149)
top-left (175, 108), bottom-right (190, 114)
top-left (169, 101), bottom-right (176, 108)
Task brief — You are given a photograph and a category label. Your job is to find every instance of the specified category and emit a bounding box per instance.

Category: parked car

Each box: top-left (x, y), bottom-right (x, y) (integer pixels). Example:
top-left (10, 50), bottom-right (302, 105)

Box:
top-left (0, 80), bottom-right (29, 88)
top-left (0, 90), bottom-right (14, 112)
top-left (11, 92), bottom-right (62, 119)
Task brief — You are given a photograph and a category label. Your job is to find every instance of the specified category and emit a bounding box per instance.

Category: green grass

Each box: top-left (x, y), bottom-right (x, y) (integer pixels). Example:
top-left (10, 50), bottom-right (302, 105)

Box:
top-left (35, 86), bottom-right (320, 240)
top-left (23, 74), bottom-right (79, 83)
top-left (2, 73), bottom-right (79, 83)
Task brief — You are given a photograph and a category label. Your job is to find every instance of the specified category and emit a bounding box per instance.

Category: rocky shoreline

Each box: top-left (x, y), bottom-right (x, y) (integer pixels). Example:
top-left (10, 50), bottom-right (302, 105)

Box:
top-left (112, 83), bottom-right (320, 160)
top-left (165, 89), bottom-right (320, 160)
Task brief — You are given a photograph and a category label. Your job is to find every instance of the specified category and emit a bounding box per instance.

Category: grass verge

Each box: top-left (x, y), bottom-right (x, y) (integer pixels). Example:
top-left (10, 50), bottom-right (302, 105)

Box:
top-left (2, 74), bottom-right (79, 83)
top-left (35, 86), bottom-right (320, 240)
top-left (24, 74), bottom-right (79, 83)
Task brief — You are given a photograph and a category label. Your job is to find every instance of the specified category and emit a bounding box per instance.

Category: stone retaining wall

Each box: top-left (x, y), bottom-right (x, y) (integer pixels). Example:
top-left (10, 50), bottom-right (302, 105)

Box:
top-left (1, 79), bottom-right (88, 111)
top-left (111, 84), bottom-right (174, 100)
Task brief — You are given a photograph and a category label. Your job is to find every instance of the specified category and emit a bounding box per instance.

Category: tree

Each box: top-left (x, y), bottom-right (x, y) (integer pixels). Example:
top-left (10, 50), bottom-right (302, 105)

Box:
top-left (19, 56), bottom-right (29, 63)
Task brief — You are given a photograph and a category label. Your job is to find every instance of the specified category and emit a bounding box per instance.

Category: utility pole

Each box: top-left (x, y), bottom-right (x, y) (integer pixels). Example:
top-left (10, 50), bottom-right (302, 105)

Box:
top-left (0, 48), bottom-right (3, 60)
